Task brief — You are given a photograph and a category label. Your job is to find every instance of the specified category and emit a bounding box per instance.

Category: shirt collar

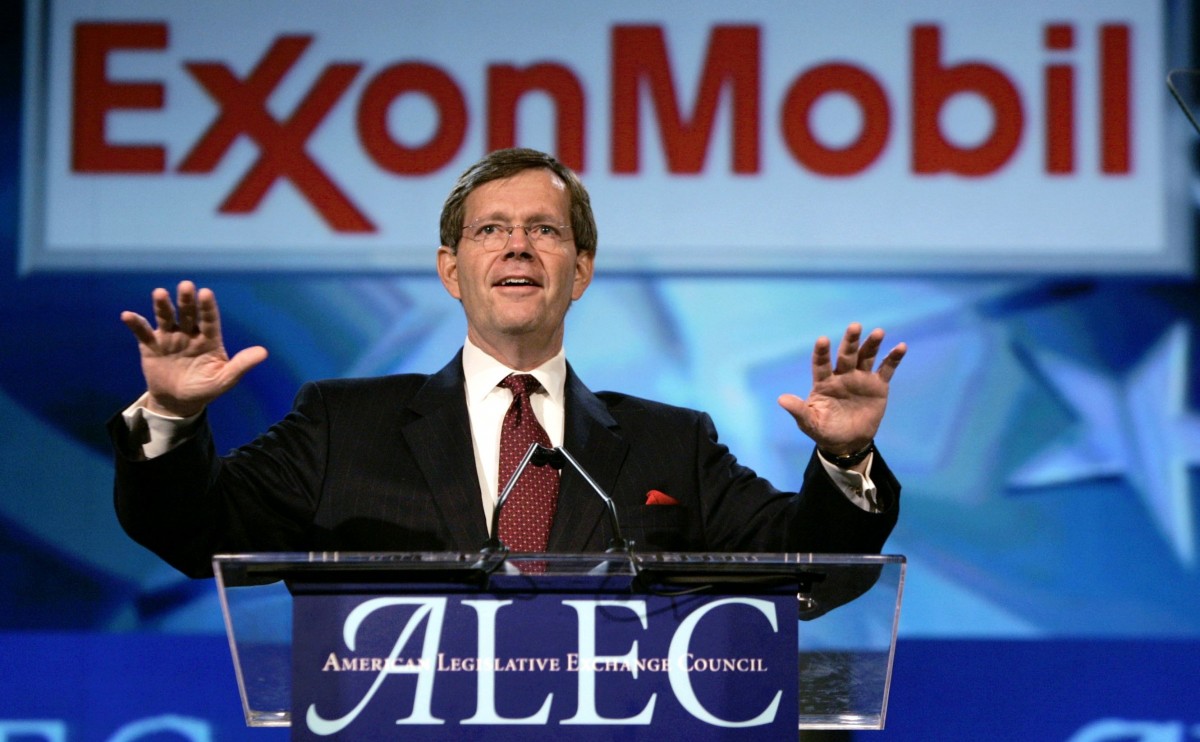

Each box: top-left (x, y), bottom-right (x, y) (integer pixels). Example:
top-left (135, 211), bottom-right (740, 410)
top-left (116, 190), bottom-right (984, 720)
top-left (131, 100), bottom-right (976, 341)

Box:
top-left (462, 337), bottom-right (567, 406)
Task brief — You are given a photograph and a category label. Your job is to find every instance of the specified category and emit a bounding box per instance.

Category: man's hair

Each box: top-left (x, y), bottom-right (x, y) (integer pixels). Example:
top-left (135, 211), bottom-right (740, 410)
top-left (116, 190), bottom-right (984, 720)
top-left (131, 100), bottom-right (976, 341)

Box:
top-left (439, 148), bottom-right (597, 255)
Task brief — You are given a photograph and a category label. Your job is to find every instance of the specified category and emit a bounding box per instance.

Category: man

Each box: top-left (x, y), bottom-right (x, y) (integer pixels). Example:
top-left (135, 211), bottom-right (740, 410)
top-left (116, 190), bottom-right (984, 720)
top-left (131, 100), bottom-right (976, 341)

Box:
top-left (111, 148), bottom-right (906, 579)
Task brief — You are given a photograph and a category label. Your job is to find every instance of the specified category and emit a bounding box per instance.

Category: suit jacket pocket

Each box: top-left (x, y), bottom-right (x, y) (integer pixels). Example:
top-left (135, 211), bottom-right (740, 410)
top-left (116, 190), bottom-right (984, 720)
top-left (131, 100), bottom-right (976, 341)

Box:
top-left (626, 504), bottom-right (690, 551)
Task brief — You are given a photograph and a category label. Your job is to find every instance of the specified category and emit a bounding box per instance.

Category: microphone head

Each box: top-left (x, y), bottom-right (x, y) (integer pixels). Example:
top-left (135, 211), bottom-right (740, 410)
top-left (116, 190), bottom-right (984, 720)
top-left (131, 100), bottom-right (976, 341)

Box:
top-left (530, 444), bottom-right (565, 469)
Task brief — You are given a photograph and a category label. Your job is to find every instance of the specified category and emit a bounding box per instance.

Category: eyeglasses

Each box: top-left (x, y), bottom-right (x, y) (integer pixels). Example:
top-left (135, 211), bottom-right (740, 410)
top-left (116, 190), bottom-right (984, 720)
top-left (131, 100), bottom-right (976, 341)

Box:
top-left (460, 221), bottom-right (574, 252)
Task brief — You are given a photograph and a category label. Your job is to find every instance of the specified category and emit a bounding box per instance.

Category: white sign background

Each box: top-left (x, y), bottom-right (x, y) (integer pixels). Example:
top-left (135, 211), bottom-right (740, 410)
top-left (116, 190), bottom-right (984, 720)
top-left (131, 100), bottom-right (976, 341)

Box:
top-left (20, 0), bottom-right (1191, 274)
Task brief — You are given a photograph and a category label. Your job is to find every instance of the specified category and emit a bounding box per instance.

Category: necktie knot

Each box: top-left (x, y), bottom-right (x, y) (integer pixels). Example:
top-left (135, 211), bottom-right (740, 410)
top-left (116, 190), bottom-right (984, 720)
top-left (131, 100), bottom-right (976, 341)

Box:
top-left (500, 373), bottom-right (540, 398)
top-left (500, 374), bottom-right (541, 425)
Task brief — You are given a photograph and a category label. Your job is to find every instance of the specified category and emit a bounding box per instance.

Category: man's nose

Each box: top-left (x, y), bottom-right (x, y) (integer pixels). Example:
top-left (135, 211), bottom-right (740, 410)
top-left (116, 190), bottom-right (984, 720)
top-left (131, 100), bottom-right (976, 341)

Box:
top-left (506, 225), bottom-right (533, 253)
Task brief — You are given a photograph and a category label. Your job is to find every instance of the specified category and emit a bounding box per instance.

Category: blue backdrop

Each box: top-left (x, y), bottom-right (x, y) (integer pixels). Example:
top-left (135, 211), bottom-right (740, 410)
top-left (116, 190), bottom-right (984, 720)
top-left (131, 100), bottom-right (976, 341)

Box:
top-left (2, 3), bottom-right (1199, 740)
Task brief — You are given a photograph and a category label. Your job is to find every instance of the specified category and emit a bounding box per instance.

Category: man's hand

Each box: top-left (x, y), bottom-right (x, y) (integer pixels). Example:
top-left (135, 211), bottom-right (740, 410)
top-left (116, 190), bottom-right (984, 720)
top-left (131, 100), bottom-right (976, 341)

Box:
top-left (120, 281), bottom-right (268, 418)
top-left (777, 323), bottom-right (906, 458)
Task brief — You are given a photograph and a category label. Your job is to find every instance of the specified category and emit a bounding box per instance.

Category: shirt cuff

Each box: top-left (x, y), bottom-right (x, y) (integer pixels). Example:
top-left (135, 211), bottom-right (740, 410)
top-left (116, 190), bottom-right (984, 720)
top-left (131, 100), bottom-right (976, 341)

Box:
top-left (817, 451), bottom-right (880, 513)
top-left (121, 393), bottom-right (203, 460)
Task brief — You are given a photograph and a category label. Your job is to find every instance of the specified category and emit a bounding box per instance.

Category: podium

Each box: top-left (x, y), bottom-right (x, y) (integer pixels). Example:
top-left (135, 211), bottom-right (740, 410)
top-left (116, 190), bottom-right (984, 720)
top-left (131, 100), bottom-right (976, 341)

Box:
top-left (214, 551), bottom-right (904, 739)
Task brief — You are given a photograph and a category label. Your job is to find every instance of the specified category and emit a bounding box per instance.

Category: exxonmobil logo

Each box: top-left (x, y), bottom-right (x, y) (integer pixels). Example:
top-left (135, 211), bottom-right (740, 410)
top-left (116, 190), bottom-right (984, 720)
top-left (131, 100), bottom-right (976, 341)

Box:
top-left (72, 20), bottom-right (1132, 236)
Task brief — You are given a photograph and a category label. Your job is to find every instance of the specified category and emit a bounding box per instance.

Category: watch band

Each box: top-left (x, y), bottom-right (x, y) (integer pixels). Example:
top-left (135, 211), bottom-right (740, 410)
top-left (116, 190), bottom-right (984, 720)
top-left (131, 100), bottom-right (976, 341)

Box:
top-left (820, 440), bottom-right (875, 469)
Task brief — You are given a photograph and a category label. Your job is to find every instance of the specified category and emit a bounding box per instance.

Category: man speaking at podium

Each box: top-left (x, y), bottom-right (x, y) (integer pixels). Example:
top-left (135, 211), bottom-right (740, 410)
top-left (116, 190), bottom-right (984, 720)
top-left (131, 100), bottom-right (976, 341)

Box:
top-left (110, 148), bottom-right (907, 578)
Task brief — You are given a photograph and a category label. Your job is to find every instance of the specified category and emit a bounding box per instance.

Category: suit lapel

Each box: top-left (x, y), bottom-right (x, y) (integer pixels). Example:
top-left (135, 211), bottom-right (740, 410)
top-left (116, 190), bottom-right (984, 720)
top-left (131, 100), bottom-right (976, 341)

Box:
top-left (546, 365), bottom-right (629, 552)
top-left (401, 353), bottom-right (489, 552)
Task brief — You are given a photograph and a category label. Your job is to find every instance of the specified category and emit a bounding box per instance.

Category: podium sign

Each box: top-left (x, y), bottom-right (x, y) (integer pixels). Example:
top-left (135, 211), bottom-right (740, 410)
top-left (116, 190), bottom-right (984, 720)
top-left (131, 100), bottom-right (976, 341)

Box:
top-left (293, 589), bottom-right (796, 740)
top-left (214, 552), bottom-right (905, 735)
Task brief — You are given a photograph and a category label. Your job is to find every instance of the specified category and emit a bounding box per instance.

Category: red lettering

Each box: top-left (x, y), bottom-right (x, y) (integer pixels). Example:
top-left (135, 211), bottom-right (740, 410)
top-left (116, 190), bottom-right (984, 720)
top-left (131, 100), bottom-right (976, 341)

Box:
top-left (179, 37), bottom-right (373, 233)
top-left (611, 25), bottom-right (759, 174)
top-left (1044, 24), bottom-right (1075, 174)
top-left (71, 22), bottom-right (167, 173)
top-left (357, 63), bottom-right (467, 175)
top-left (912, 25), bottom-right (1023, 176)
top-left (69, 17), bottom-right (1137, 235)
top-left (781, 64), bottom-right (891, 176)
top-left (1101, 24), bottom-right (1131, 174)
top-left (488, 64), bottom-right (586, 172)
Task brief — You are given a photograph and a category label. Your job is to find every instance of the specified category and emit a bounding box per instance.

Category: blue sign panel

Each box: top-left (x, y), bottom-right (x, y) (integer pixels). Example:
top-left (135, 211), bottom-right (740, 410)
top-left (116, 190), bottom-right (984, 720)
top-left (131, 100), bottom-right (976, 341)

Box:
top-left (291, 591), bottom-right (798, 740)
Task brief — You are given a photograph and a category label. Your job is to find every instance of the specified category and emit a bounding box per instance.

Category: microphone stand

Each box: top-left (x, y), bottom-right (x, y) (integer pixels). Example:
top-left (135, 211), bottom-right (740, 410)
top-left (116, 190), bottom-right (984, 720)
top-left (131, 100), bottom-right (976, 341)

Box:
top-left (478, 445), bottom-right (829, 600)
top-left (542, 446), bottom-right (634, 555)
top-left (480, 443), bottom-right (636, 580)
top-left (480, 441), bottom-right (545, 555)
top-left (473, 442), bottom-right (549, 584)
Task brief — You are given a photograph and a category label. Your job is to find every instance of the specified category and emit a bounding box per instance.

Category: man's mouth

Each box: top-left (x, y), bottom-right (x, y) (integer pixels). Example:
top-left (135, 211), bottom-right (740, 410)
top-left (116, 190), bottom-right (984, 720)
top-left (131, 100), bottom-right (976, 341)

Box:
top-left (496, 277), bottom-right (540, 287)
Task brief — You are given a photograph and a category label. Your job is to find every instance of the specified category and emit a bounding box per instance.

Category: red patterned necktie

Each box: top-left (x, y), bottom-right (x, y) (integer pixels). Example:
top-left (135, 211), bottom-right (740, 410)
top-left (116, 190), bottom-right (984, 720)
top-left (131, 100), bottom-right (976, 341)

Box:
top-left (497, 374), bottom-right (559, 552)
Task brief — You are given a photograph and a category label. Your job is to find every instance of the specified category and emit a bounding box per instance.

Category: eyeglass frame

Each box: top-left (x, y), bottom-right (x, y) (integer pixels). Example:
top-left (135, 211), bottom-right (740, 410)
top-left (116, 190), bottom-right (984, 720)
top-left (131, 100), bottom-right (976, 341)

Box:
top-left (459, 220), bottom-right (575, 252)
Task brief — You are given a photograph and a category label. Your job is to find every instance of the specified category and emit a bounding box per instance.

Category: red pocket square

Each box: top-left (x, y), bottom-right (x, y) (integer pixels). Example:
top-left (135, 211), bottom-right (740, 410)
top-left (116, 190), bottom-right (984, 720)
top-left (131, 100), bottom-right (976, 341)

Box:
top-left (645, 489), bottom-right (679, 506)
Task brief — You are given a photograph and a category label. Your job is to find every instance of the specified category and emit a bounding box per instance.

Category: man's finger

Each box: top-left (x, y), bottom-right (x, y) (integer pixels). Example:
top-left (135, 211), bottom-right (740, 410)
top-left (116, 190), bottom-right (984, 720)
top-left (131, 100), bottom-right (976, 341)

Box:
top-left (834, 323), bottom-right (862, 374)
top-left (811, 336), bottom-right (833, 382)
top-left (121, 311), bottom-right (157, 348)
top-left (223, 346), bottom-right (270, 385)
top-left (876, 343), bottom-right (907, 383)
top-left (176, 281), bottom-right (198, 334)
top-left (777, 393), bottom-right (813, 431)
top-left (197, 287), bottom-right (222, 340)
top-left (856, 328), bottom-right (884, 371)
top-left (151, 287), bottom-right (177, 331)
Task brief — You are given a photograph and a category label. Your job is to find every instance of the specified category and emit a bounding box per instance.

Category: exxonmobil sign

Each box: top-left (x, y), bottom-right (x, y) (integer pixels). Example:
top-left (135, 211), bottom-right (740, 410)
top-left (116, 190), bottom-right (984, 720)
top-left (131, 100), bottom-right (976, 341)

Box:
top-left (20, 0), bottom-right (1189, 274)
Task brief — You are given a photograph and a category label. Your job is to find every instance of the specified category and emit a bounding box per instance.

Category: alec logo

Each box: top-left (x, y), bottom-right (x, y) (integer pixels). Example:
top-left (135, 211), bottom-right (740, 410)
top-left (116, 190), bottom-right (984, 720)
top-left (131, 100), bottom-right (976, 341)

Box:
top-left (291, 594), bottom-right (797, 739)
top-left (71, 19), bottom-right (1131, 235)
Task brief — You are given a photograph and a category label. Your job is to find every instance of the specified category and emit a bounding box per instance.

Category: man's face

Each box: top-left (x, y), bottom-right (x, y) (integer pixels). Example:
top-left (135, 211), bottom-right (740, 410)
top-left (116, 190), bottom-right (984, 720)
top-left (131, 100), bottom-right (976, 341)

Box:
top-left (437, 168), bottom-right (594, 362)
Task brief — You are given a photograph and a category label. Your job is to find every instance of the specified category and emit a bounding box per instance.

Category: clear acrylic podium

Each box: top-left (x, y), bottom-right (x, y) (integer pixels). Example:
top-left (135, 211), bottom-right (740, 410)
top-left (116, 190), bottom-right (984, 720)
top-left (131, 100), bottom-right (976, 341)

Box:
top-left (214, 551), bottom-right (905, 732)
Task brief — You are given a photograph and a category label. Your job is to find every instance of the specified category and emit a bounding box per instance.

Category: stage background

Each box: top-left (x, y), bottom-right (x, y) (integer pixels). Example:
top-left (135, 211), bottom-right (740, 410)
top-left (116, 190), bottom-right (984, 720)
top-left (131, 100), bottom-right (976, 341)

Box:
top-left (3, 2), bottom-right (1199, 740)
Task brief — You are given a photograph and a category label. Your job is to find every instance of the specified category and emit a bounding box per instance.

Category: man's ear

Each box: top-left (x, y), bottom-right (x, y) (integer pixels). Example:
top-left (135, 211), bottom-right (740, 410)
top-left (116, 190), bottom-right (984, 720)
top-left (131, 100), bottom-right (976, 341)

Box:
top-left (572, 249), bottom-right (594, 301)
top-left (437, 246), bottom-right (462, 299)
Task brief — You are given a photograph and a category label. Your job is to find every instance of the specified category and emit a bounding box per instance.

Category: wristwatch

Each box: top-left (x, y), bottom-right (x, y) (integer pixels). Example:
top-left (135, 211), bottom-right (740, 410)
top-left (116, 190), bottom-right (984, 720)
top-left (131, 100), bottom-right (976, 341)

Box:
top-left (819, 440), bottom-right (875, 469)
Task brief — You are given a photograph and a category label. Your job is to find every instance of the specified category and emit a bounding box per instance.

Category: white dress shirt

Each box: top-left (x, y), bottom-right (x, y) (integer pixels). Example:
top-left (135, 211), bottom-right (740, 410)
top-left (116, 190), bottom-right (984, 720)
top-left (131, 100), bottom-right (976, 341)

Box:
top-left (460, 338), bottom-right (567, 530)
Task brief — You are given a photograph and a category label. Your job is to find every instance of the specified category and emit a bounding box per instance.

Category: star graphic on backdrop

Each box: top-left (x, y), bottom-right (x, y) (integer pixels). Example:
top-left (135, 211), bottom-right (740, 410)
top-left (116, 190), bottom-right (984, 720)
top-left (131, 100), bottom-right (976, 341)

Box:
top-left (1009, 323), bottom-right (1200, 566)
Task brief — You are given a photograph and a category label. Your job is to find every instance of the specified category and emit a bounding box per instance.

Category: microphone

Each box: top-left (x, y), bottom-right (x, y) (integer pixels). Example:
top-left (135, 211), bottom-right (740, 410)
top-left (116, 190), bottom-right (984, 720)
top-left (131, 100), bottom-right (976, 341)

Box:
top-left (481, 442), bottom-right (633, 555)
top-left (535, 445), bottom-right (634, 555)
top-left (481, 441), bottom-right (546, 554)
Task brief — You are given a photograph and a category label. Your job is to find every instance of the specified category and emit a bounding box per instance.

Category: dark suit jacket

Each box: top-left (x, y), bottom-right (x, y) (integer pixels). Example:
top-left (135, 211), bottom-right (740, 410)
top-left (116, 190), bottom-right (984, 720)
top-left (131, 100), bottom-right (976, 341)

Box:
top-left (111, 353), bottom-right (900, 578)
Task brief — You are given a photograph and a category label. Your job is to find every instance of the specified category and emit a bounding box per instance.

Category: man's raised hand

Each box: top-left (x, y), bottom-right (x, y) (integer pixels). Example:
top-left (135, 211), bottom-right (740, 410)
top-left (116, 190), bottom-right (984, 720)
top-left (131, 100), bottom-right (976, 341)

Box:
top-left (777, 323), bottom-right (906, 458)
top-left (120, 281), bottom-right (268, 417)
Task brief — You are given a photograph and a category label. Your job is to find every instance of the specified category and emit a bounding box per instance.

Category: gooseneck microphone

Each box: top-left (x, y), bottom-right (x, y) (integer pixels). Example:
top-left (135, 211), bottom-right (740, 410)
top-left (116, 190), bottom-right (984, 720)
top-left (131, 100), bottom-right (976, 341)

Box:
top-left (481, 442), bottom-right (633, 555)
top-left (481, 441), bottom-right (544, 554)
top-left (537, 445), bottom-right (633, 555)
